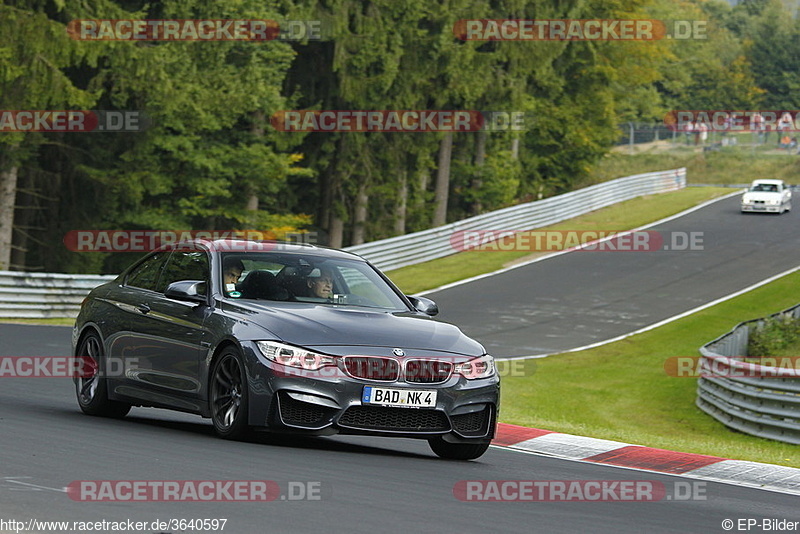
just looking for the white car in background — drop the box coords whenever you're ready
[741,179,792,214]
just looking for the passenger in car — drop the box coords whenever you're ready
[306,268,334,299]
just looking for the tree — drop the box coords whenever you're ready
[28,0,311,272]
[0,0,110,269]
[737,0,800,109]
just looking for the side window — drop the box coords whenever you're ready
[126,251,169,291]
[158,249,210,294]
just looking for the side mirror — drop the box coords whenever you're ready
[165,280,207,303]
[407,295,439,316]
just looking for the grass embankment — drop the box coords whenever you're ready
[499,270,800,468]
[388,187,730,295]
[587,141,800,186]
[1,317,74,326]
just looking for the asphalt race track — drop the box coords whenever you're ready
[0,326,797,534]
[2,194,799,533]
[433,194,800,357]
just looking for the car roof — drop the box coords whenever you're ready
[751,179,785,185]
[187,239,366,262]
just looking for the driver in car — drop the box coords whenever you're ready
[223,258,245,295]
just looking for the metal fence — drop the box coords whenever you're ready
[697,304,800,445]
[616,123,677,148]
[348,168,686,271]
[618,122,800,155]
[0,271,116,319]
[0,167,686,318]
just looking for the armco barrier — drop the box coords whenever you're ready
[697,304,800,445]
[0,271,116,319]
[347,168,685,271]
[0,168,685,318]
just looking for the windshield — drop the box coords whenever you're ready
[220,252,408,311]
[749,183,779,193]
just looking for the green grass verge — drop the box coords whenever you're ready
[0,317,74,326]
[587,144,800,186]
[499,269,800,467]
[388,187,731,295]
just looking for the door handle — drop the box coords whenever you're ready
[136,304,151,314]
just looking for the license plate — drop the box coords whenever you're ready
[362,386,436,408]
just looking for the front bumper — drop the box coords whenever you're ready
[241,342,500,442]
[741,202,782,212]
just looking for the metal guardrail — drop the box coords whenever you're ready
[0,168,685,318]
[0,271,116,319]
[347,168,686,271]
[697,304,800,445]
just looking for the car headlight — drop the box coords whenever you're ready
[768,199,780,205]
[454,354,496,380]
[256,341,335,371]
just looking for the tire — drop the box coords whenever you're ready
[210,348,250,439]
[75,332,131,418]
[428,437,491,460]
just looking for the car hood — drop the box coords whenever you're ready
[227,301,485,356]
[743,192,781,202]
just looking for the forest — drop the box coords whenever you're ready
[1,0,797,273]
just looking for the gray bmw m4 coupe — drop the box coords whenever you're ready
[73,240,499,459]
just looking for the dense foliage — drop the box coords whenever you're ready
[0,0,793,273]
[747,315,800,357]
